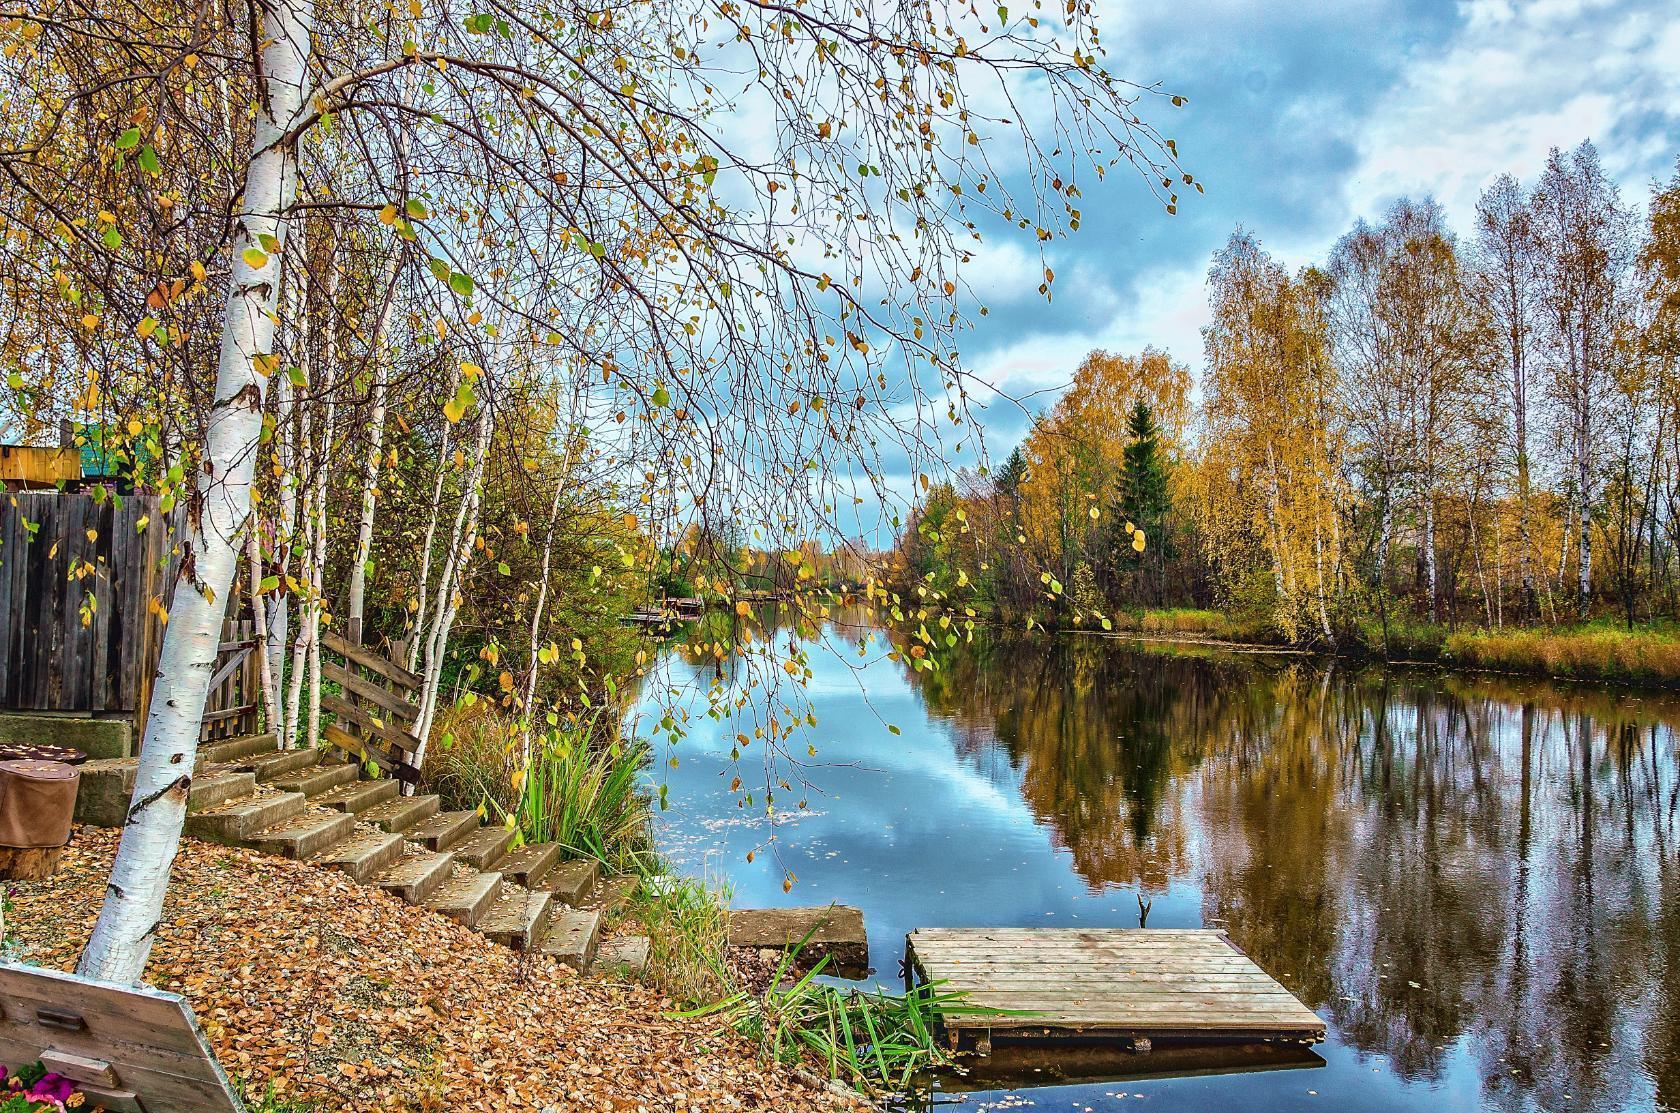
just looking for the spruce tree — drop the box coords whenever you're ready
[1115,402,1174,603]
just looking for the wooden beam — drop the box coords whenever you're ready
[321,632,422,692]
[320,661,418,723]
[322,724,421,783]
[320,694,420,757]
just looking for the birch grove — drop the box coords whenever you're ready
[890,144,1680,644]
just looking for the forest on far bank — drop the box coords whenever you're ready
[894,142,1680,657]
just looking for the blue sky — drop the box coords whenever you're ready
[955,0,1680,456]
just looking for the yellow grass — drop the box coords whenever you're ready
[1444,625,1680,684]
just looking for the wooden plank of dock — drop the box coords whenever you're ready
[905,928,1325,1048]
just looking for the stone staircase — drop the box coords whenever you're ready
[74,734,645,974]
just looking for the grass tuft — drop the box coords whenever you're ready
[681,945,980,1099]
[631,872,735,1006]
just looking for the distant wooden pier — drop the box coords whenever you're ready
[905,928,1325,1052]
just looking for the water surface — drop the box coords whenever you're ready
[629,613,1680,1111]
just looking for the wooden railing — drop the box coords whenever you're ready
[200,619,261,740]
[319,632,423,784]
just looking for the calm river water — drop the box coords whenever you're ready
[629,612,1680,1112]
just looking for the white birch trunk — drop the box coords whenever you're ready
[407,363,463,672]
[306,263,341,748]
[246,528,278,731]
[282,262,315,749]
[77,0,312,985]
[1423,487,1439,623]
[521,471,569,764]
[282,396,314,748]
[344,247,402,644]
[412,398,495,768]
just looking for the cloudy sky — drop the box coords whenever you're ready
[955,0,1680,455]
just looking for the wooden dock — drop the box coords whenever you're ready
[905,928,1325,1050]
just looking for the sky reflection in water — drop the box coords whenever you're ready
[628,614,1680,1112]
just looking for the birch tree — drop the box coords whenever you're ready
[74,0,313,983]
[1532,141,1638,617]
[1472,174,1543,620]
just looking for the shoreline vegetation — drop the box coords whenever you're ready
[416,697,958,1101]
[883,149,1680,699]
[1077,606,1680,687]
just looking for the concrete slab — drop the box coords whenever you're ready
[727,905,868,977]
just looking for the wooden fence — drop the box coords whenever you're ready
[0,491,178,716]
[0,491,260,739]
[201,619,262,740]
[320,632,423,783]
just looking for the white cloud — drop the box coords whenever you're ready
[1330,0,1677,238]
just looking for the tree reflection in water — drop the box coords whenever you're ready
[899,630,1680,1109]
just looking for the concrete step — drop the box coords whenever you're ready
[540,858,600,906]
[588,935,651,977]
[186,790,307,843]
[75,760,261,827]
[269,761,357,798]
[451,825,516,870]
[186,771,258,814]
[252,808,356,859]
[423,870,505,927]
[374,849,456,904]
[198,733,280,765]
[479,888,553,950]
[494,841,561,889]
[404,809,479,853]
[242,747,324,783]
[583,875,639,917]
[536,908,601,970]
[361,793,440,833]
[311,830,407,883]
[312,778,400,815]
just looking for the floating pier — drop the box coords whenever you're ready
[905,927,1325,1051]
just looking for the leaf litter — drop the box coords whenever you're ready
[6,827,861,1112]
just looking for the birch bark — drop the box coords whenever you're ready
[413,396,495,768]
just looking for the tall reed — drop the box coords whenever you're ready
[426,702,653,872]
[514,723,653,873]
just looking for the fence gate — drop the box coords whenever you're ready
[202,619,262,740]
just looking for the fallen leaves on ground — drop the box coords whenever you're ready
[7,828,860,1112]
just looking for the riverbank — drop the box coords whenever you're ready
[1102,618,1680,689]
[2,829,853,1112]
[1054,607,1680,687]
